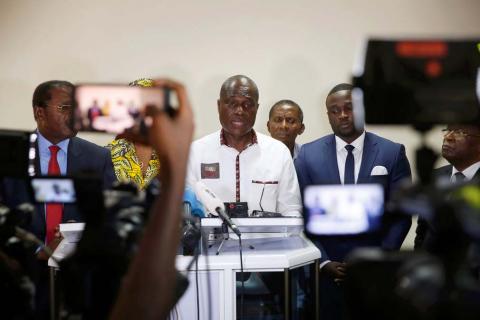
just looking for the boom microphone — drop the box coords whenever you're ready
[194,182,241,237]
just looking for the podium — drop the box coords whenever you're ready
[175,217,321,320]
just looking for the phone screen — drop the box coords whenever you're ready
[74,84,165,134]
[31,177,76,203]
[303,184,384,236]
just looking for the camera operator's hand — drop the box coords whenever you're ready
[118,78,194,170]
[322,261,347,282]
[146,79,194,170]
[110,78,194,320]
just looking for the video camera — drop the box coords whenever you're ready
[302,38,480,320]
[0,128,161,318]
[352,39,480,128]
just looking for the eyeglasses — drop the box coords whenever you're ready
[442,128,480,138]
[46,104,74,113]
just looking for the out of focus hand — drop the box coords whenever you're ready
[147,79,194,169]
[322,261,347,283]
[37,225,63,261]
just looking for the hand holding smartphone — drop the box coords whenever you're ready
[74,83,176,135]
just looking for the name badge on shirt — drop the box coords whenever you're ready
[201,163,220,179]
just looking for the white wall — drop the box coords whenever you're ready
[1,0,479,248]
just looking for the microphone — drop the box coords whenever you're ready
[194,181,241,237]
[182,188,204,255]
[183,187,205,218]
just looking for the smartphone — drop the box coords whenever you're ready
[30,177,76,203]
[74,84,171,134]
[303,184,384,236]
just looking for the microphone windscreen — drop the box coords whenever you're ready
[184,187,205,218]
[183,187,197,206]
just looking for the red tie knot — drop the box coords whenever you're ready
[49,145,60,155]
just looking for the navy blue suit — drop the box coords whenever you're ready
[295,132,412,262]
[295,132,412,320]
[2,136,115,241]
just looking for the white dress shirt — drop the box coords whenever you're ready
[335,131,366,184]
[37,130,70,175]
[293,143,302,160]
[187,130,302,217]
[451,161,480,182]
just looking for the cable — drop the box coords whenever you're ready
[259,184,266,212]
[238,235,244,320]
[195,253,200,320]
[201,234,212,320]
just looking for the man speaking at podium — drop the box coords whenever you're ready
[186,75,301,217]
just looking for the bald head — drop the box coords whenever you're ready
[219,75,259,102]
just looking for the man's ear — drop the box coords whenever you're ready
[267,120,271,133]
[298,123,305,135]
[33,106,43,122]
[217,99,221,113]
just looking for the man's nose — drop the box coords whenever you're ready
[339,110,349,119]
[444,131,455,140]
[233,104,244,114]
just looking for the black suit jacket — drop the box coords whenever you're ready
[1,136,115,241]
[414,164,480,251]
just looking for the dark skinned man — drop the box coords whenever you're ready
[295,83,412,320]
[2,80,115,318]
[267,100,305,159]
[187,75,301,217]
[415,123,480,278]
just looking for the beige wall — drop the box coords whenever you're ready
[1,0,479,248]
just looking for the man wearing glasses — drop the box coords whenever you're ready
[186,75,301,217]
[2,80,115,317]
[29,80,115,246]
[415,123,480,251]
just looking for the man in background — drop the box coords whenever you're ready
[267,99,305,159]
[2,80,115,318]
[415,123,480,278]
[295,83,412,320]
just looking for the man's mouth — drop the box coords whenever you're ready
[442,144,454,153]
[231,119,245,126]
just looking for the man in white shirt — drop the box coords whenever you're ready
[187,75,301,217]
[267,99,305,159]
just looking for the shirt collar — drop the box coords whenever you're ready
[37,130,70,155]
[293,143,302,159]
[220,128,258,148]
[451,161,480,181]
[335,131,365,153]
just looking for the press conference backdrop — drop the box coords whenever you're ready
[1,0,479,248]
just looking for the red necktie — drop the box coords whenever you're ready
[46,145,63,244]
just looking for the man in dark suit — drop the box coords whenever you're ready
[294,83,412,320]
[1,80,115,318]
[415,123,480,257]
[2,80,115,247]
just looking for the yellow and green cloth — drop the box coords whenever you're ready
[107,138,160,190]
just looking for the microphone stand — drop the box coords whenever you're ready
[215,222,229,255]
